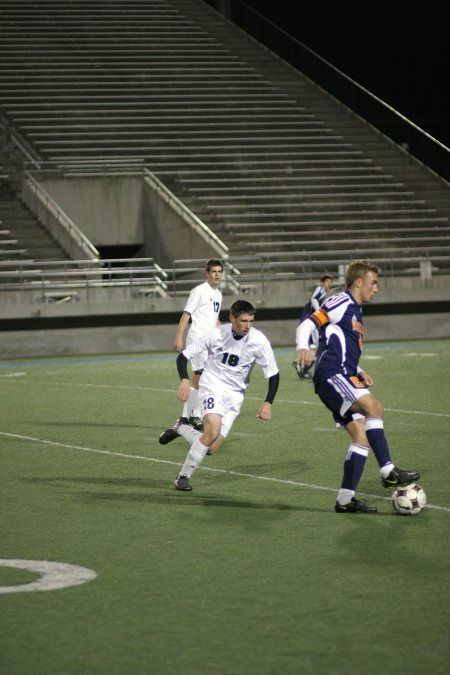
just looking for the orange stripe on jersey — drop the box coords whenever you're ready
[311,307,329,327]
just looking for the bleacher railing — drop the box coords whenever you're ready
[24,171,100,261]
[213,0,450,181]
[0,254,444,302]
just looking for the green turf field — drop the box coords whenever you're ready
[1,339,449,675]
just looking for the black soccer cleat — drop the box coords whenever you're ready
[381,467,420,488]
[188,416,204,432]
[174,474,192,491]
[158,417,188,445]
[335,497,378,513]
[292,361,312,380]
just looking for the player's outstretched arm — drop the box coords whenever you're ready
[173,311,190,352]
[257,371,279,419]
[296,317,318,368]
[256,401,273,420]
[177,379,191,401]
[176,351,191,400]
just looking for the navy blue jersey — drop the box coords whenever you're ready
[310,290,364,378]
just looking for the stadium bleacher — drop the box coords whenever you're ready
[0,0,449,283]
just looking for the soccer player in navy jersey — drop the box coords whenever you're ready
[294,274,334,379]
[297,259,420,513]
[161,299,280,492]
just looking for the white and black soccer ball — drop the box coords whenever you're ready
[392,483,426,516]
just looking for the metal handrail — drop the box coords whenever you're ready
[24,171,100,261]
[227,0,450,180]
[0,255,446,296]
[143,168,229,258]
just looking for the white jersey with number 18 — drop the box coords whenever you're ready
[183,324,278,394]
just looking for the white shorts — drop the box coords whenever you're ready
[197,383,244,439]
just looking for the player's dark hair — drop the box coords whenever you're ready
[345,259,379,288]
[230,299,255,317]
[205,258,224,272]
[320,274,334,283]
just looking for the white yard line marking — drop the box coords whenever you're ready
[0,431,448,513]
[404,353,436,357]
[3,377,449,418]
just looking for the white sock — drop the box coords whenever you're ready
[179,439,209,478]
[191,396,203,419]
[380,462,395,479]
[181,387,197,419]
[337,488,355,505]
[178,423,201,445]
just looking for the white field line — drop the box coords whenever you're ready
[0,430,448,513]
[3,377,450,418]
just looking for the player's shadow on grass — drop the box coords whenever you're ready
[87,490,394,515]
[85,490,328,513]
[22,476,390,514]
[23,476,322,512]
[86,490,394,516]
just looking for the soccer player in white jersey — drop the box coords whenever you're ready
[160,258,223,439]
[162,299,280,491]
[297,259,420,513]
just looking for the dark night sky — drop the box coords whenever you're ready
[234,0,450,146]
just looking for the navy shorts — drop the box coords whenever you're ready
[314,372,369,427]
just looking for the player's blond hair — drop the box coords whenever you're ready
[345,259,379,288]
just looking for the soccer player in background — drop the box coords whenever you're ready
[163,299,280,491]
[297,259,420,513]
[159,258,223,439]
[294,274,334,379]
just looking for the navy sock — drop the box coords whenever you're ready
[365,418,392,469]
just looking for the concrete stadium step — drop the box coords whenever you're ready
[226,224,450,238]
[23,131,357,147]
[217,221,446,236]
[0,248,28,258]
[239,248,450,264]
[192,193,419,211]
[223,214,447,228]
[179,174,397,188]
[237,235,450,249]
[0,0,448,275]
[0,180,69,262]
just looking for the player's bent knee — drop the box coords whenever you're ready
[200,432,217,447]
[371,398,384,418]
[355,394,384,419]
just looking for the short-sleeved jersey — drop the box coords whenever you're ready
[311,290,364,378]
[183,281,222,342]
[183,324,279,394]
[299,285,328,322]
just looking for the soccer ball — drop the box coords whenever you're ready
[392,484,426,516]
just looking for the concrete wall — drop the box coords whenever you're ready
[140,177,226,266]
[1,275,449,358]
[1,311,449,360]
[39,176,144,247]
[35,173,228,266]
